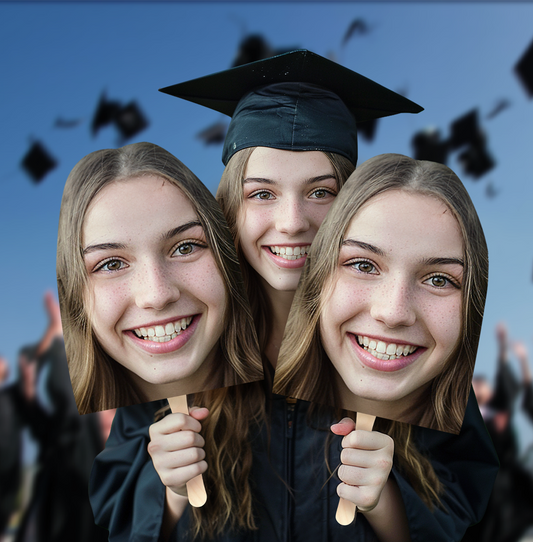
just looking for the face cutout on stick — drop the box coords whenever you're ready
[57,143,264,414]
[273,154,488,434]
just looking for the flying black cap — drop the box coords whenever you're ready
[160,49,423,165]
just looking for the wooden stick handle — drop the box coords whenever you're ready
[335,412,377,525]
[167,395,207,508]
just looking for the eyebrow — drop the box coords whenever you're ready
[421,257,464,267]
[341,239,386,257]
[243,174,336,186]
[341,239,464,267]
[83,220,203,255]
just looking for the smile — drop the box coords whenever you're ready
[268,245,310,261]
[133,317,193,343]
[356,335,419,361]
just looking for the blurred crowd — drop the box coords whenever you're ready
[1,294,533,542]
[466,323,533,542]
[0,292,113,542]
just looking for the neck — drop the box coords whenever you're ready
[261,278,296,369]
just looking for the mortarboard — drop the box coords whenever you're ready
[449,109,495,179]
[515,38,533,98]
[160,49,423,165]
[114,101,149,143]
[21,141,57,183]
[91,91,121,137]
[411,127,449,165]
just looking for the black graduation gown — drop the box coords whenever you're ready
[0,383,22,535]
[14,338,109,542]
[90,388,498,542]
[462,362,533,542]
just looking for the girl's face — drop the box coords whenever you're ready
[237,147,338,293]
[82,175,227,398]
[319,190,464,413]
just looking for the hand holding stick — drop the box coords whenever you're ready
[333,412,377,525]
[167,395,208,507]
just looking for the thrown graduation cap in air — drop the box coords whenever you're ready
[411,127,449,165]
[114,101,149,143]
[197,120,228,145]
[160,49,423,166]
[21,141,57,183]
[515,37,533,98]
[449,109,495,179]
[91,91,121,137]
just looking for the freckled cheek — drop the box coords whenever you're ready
[89,284,130,331]
[308,205,333,229]
[324,282,369,328]
[181,263,228,314]
[423,298,462,351]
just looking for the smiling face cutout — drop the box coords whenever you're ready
[319,190,464,421]
[82,175,227,401]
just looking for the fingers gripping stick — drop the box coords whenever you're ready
[335,412,376,526]
[167,395,208,507]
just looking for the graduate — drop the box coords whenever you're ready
[90,50,498,541]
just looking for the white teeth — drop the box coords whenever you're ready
[269,246,309,260]
[133,317,194,341]
[356,335,418,361]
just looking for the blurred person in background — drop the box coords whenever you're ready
[6,291,111,542]
[466,323,533,542]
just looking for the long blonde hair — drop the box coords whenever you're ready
[57,142,263,414]
[274,153,489,434]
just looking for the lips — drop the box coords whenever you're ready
[348,333,426,372]
[132,316,193,343]
[356,335,418,360]
[263,244,310,269]
[125,315,200,355]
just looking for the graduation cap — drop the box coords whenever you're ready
[515,38,533,98]
[449,109,483,150]
[160,49,423,166]
[449,109,495,179]
[357,118,379,143]
[21,141,57,183]
[91,91,121,137]
[411,127,449,165]
[232,34,273,67]
[196,120,228,145]
[457,143,495,180]
[114,101,149,143]
[341,18,370,47]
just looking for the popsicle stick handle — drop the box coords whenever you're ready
[167,395,207,508]
[335,412,377,526]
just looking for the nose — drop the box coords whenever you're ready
[274,196,310,236]
[133,262,180,311]
[369,276,416,328]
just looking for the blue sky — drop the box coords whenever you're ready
[1,2,533,448]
